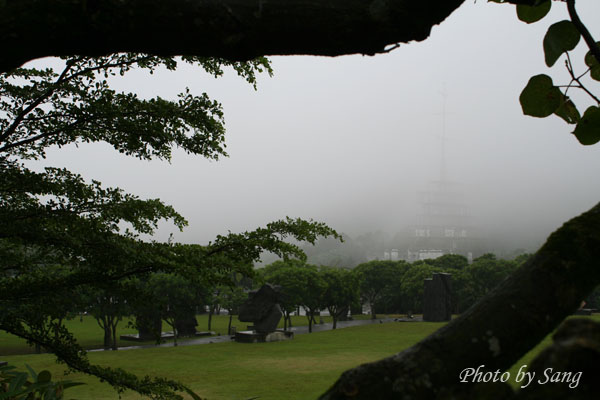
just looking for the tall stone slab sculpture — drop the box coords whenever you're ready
[235,283,293,343]
[135,313,163,340]
[175,311,198,337]
[238,283,283,333]
[423,272,452,322]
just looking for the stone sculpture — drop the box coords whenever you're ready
[423,272,452,322]
[235,283,293,343]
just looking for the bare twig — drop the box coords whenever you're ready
[564,53,600,104]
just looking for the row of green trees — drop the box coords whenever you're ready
[24,252,534,353]
[25,272,251,351]
[259,260,360,332]
[358,253,529,316]
[257,254,530,327]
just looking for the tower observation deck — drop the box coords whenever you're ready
[407,179,476,262]
[405,88,479,262]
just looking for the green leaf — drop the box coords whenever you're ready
[554,97,580,124]
[25,364,37,381]
[517,0,551,24]
[573,106,600,145]
[519,74,562,117]
[543,20,581,67]
[60,381,86,389]
[7,372,27,392]
[584,42,600,81]
[37,370,51,383]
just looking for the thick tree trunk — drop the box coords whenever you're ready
[282,312,292,330]
[208,307,214,331]
[329,307,338,329]
[168,319,178,347]
[0,0,466,73]
[103,326,111,349]
[320,203,600,399]
[228,313,233,335]
[98,317,111,350]
[106,316,114,350]
[111,319,119,350]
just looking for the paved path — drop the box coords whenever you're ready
[91,317,408,352]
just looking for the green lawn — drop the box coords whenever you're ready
[1,321,442,400]
[1,316,594,399]
[0,313,377,355]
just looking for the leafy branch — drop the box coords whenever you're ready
[493,0,600,144]
[1,363,85,400]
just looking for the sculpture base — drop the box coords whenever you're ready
[234,329,294,343]
[120,331,214,342]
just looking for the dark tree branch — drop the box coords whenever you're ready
[0,61,74,144]
[0,119,87,153]
[0,105,169,154]
[567,0,600,65]
[320,202,600,399]
[0,0,466,73]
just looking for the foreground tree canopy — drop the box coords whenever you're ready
[0,54,340,399]
[1,0,599,399]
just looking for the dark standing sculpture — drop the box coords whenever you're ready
[423,272,452,322]
[235,284,293,343]
[175,312,198,337]
[136,313,163,340]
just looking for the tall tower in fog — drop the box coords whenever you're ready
[407,180,475,261]
[406,89,478,262]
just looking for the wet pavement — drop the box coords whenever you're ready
[90,317,404,352]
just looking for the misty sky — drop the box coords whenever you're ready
[28,1,600,253]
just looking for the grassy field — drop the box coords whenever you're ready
[1,316,595,399]
[1,321,442,400]
[0,314,370,355]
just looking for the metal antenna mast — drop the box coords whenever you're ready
[438,84,448,183]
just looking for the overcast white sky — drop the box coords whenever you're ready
[32,0,600,252]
